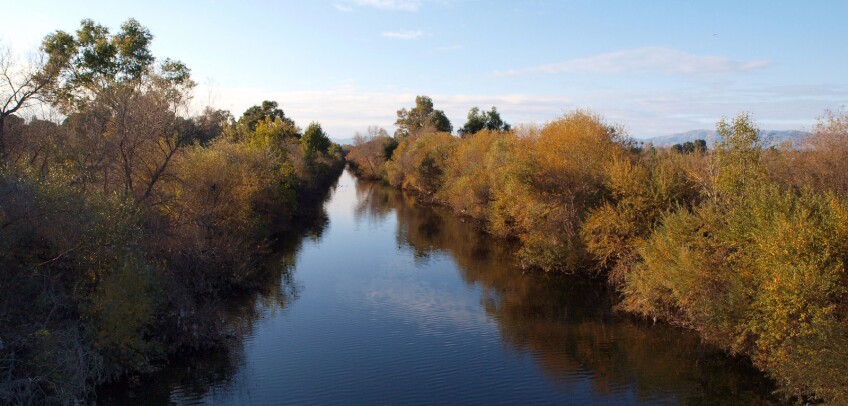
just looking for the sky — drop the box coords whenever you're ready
[2,0,847,140]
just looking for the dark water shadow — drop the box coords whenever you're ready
[95,179,339,405]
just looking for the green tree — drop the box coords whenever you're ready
[671,139,706,155]
[252,116,300,150]
[694,139,707,153]
[41,18,188,112]
[238,100,296,132]
[40,19,195,204]
[459,106,510,137]
[394,95,452,137]
[301,122,331,159]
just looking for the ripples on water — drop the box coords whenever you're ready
[99,170,775,405]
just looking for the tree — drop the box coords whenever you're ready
[394,95,452,137]
[713,113,764,200]
[238,100,296,133]
[797,109,848,193]
[671,139,707,154]
[0,42,58,163]
[458,106,511,137]
[41,18,179,113]
[191,107,233,145]
[367,125,389,139]
[349,126,396,179]
[40,19,195,205]
[251,116,300,150]
[301,122,331,159]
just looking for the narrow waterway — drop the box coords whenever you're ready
[103,170,775,405]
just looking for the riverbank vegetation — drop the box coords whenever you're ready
[0,20,343,404]
[347,96,848,403]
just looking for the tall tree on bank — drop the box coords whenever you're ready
[41,18,195,204]
[458,106,511,137]
[301,122,331,160]
[394,95,452,137]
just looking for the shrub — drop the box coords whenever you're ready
[496,111,628,271]
[582,151,700,283]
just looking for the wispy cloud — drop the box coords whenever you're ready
[333,3,354,12]
[492,47,771,77]
[381,30,425,40]
[434,44,463,51]
[198,82,842,140]
[336,0,422,12]
[199,85,575,138]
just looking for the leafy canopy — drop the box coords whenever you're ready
[239,100,296,132]
[394,95,452,137]
[458,106,511,137]
[41,18,192,112]
[301,122,331,158]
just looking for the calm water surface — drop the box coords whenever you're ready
[103,170,774,405]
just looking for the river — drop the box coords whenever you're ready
[100,170,775,405]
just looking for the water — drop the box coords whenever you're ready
[101,170,775,405]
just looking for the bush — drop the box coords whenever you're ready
[439,130,509,220]
[351,108,848,401]
[347,134,397,180]
[620,114,848,402]
[0,169,156,402]
[384,131,458,196]
[582,151,700,283]
[493,112,629,271]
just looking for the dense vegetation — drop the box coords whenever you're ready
[0,20,343,403]
[347,97,848,403]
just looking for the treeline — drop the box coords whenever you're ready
[347,96,848,403]
[0,20,343,403]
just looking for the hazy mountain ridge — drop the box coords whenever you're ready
[639,129,810,147]
[332,137,357,145]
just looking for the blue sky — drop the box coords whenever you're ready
[3,0,847,139]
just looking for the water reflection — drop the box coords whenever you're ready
[354,177,776,405]
[103,172,777,405]
[97,181,336,405]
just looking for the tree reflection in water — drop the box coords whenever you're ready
[96,182,336,405]
[354,178,776,405]
[102,175,775,405]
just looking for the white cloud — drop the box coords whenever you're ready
[493,47,771,77]
[197,85,577,139]
[195,82,842,141]
[381,30,425,40]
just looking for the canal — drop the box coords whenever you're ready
[102,170,774,405]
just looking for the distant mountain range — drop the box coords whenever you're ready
[638,129,810,148]
[332,137,356,146]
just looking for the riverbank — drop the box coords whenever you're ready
[346,110,848,403]
[95,176,339,403]
[0,150,344,404]
[93,170,777,404]
[0,19,351,403]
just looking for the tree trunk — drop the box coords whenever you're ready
[0,114,7,164]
